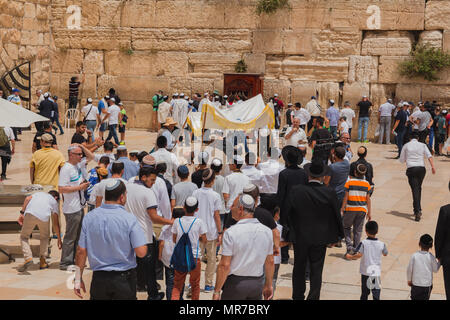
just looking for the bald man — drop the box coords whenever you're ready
[349,146,374,189]
[339,133,353,162]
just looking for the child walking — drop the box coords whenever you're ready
[406,234,440,300]
[341,163,372,257]
[346,221,388,300]
[171,196,207,300]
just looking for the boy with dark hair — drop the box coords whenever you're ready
[171,197,207,300]
[346,221,388,300]
[341,163,372,256]
[407,234,440,300]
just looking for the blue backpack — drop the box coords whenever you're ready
[170,218,199,272]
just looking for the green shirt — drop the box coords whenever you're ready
[120,109,126,126]
[152,94,163,107]
[435,115,446,135]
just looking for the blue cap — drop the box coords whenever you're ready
[12,88,20,93]
[177,165,189,176]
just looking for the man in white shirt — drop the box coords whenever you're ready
[223,156,251,214]
[292,103,311,130]
[305,96,321,132]
[105,98,121,146]
[257,148,283,197]
[58,145,89,270]
[285,118,307,147]
[94,161,128,206]
[241,152,262,186]
[81,98,98,143]
[340,101,356,138]
[378,98,396,145]
[213,194,274,300]
[198,93,210,113]
[125,165,173,300]
[399,132,436,221]
[17,191,62,272]
[157,96,172,130]
[192,169,222,292]
[152,135,179,185]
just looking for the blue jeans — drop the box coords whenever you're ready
[358,117,370,141]
[396,128,406,156]
[106,124,119,145]
[52,115,64,134]
[85,120,96,143]
[330,126,337,140]
[428,127,434,150]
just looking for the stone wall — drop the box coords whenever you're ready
[2,0,450,137]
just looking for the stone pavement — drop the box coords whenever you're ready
[0,129,449,300]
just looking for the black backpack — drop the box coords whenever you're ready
[170,218,199,272]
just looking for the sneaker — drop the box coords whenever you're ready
[147,292,165,300]
[18,258,33,272]
[363,140,369,143]
[40,257,49,269]
[59,265,68,271]
[204,285,214,292]
[357,140,362,143]
[186,285,192,298]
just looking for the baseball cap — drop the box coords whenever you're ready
[41,133,53,142]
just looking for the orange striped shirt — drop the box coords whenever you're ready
[344,178,371,214]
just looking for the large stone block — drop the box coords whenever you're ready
[83,51,104,75]
[79,73,97,99]
[265,56,282,76]
[258,9,291,29]
[190,78,215,96]
[121,0,156,28]
[2,29,21,44]
[98,0,122,27]
[51,49,83,73]
[395,84,422,102]
[223,1,258,29]
[189,53,240,75]
[313,29,361,57]
[370,83,396,108]
[361,31,414,56]
[282,30,313,55]
[263,79,291,103]
[169,77,192,96]
[133,103,154,129]
[0,14,13,28]
[24,3,36,18]
[64,0,101,27]
[418,30,443,49]
[132,28,252,53]
[348,55,378,83]
[343,82,370,107]
[425,0,450,30]
[291,81,317,105]
[281,57,349,82]
[53,28,131,50]
[4,44,18,61]
[243,53,266,74]
[105,51,155,76]
[444,30,450,52]
[36,4,48,20]
[21,31,39,46]
[317,82,339,111]
[155,52,189,77]
[253,30,282,54]
[97,75,169,101]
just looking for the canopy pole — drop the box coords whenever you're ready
[201,104,207,150]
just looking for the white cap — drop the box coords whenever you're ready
[212,158,222,167]
[239,194,255,210]
[180,93,185,97]
[43,92,49,98]
[185,96,189,100]
[223,95,228,98]
[129,150,139,154]
[274,93,278,97]
[110,97,116,102]
[198,151,209,163]
[87,98,93,103]
[185,196,198,207]
[233,155,244,164]
[329,99,335,104]
[243,184,257,193]
[174,93,179,96]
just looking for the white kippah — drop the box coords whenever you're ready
[185,196,198,207]
[117,145,127,151]
[105,179,121,191]
[212,158,222,166]
[240,194,255,209]
[87,98,93,103]
[233,155,243,163]
[243,184,256,193]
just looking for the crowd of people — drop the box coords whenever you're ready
[1,83,449,301]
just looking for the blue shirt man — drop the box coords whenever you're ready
[326,104,340,127]
[74,179,147,300]
[107,146,139,180]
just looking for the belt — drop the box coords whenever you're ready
[93,269,135,276]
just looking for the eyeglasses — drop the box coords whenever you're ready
[71,152,83,156]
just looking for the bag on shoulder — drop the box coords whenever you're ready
[170,218,199,273]
[0,128,9,147]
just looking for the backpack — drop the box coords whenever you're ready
[170,218,199,272]
[0,128,9,147]
[84,168,99,200]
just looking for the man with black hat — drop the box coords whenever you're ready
[277,146,308,263]
[285,160,344,300]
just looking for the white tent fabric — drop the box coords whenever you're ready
[0,98,49,127]
[186,112,203,136]
[195,94,275,131]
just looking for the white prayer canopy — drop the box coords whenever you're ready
[0,98,49,127]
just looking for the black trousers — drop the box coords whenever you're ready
[136,242,159,299]
[69,96,78,109]
[90,269,137,300]
[292,243,327,300]
[418,129,428,144]
[0,144,11,177]
[406,167,426,214]
[361,274,381,300]
[221,275,264,300]
[443,264,450,300]
[411,285,432,300]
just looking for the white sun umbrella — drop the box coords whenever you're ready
[0,98,49,127]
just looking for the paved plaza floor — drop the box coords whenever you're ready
[0,128,449,300]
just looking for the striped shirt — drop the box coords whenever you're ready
[344,178,371,214]
[69,81,80,97]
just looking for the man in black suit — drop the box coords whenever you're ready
[435,181,450,300]
[277,146,308,263]
[286,160,344,300]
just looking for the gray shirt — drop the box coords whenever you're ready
[171,181,198,207]
[417,111,431,131]
[329,160,350,197]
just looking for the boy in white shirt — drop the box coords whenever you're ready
[171,197,207,300]
[159,207,185,300]
[346,221,388,300]
[192,168,223,292]
[339,116,349,135]
[406,234,440,300]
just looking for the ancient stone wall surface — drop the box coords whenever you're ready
[2,0,450,138]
